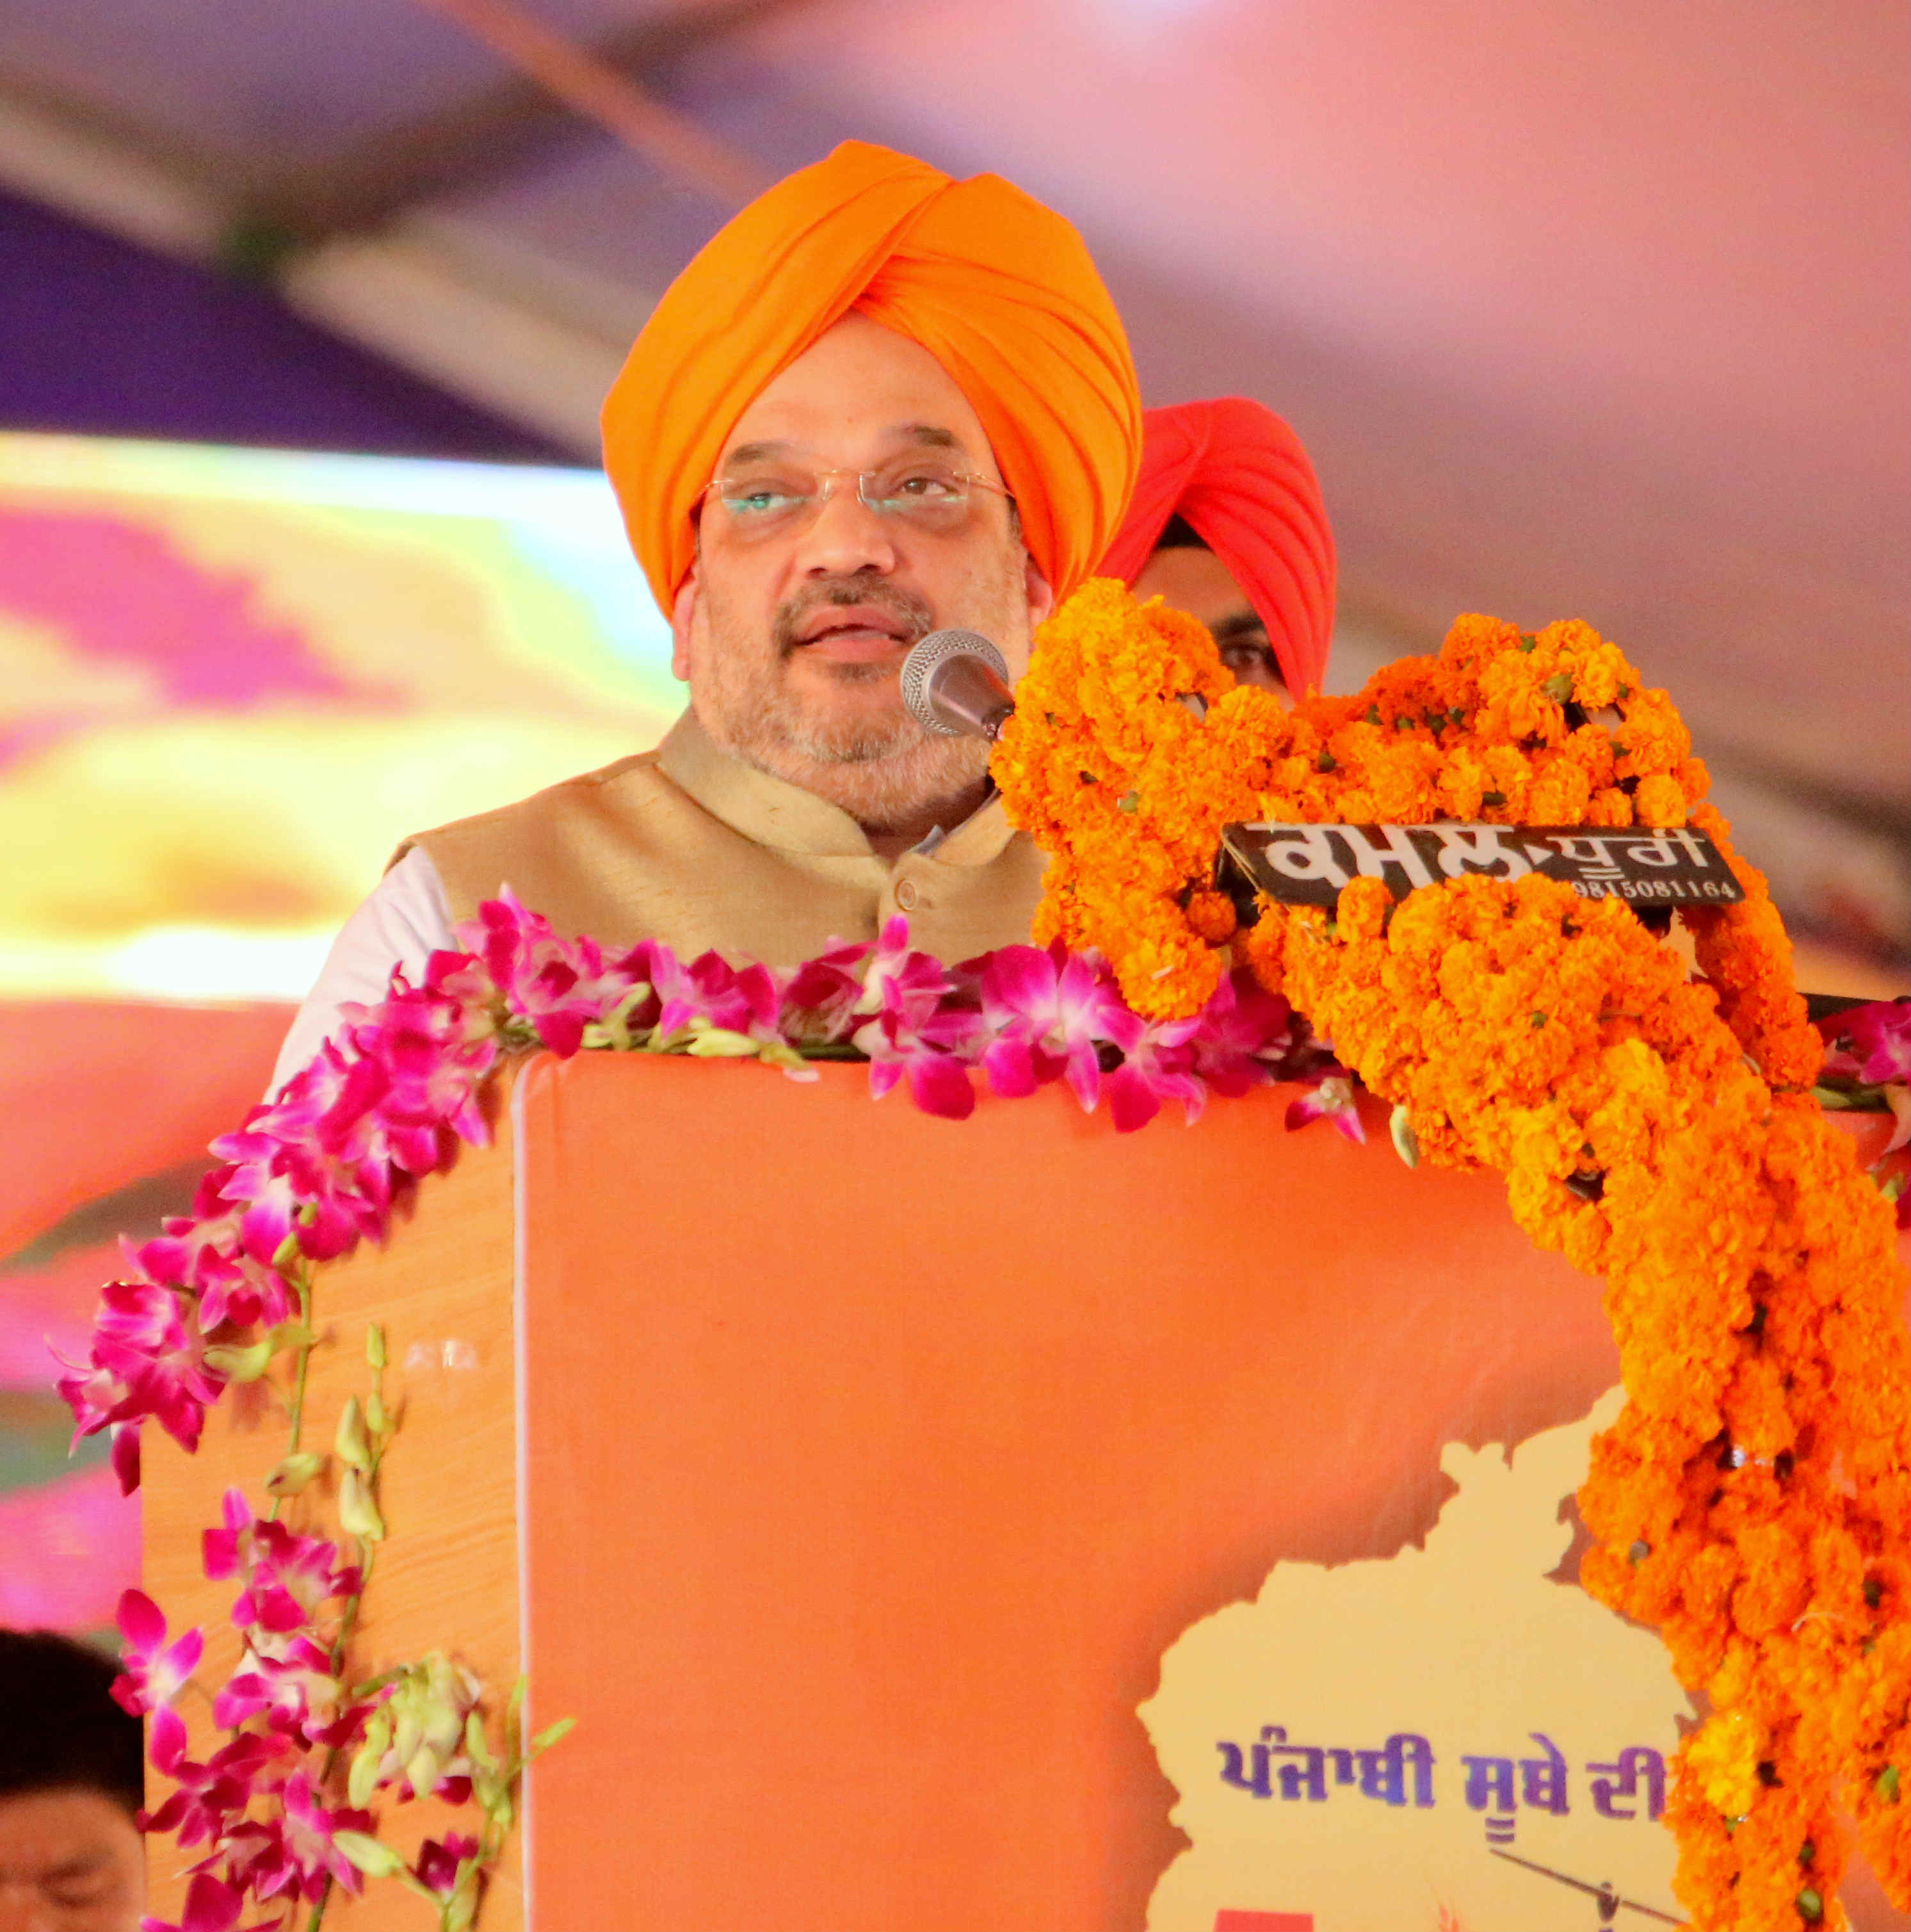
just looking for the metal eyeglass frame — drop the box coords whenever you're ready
[695,464,1014,538]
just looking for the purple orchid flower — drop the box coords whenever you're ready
[1187,972,1297,1098]
[90,1278,191,1358]
[57,1283,227,1468]
[853,918,983,1119]
[54,1354,148,1495]
[421,946,511,1058]
[339,978,499,1163]
[113,1588,203,1722]
[1104,1015,1206,1133]
[1818,997,1910,1082]
[211,1632,344,1745]
[213,1145,362,1271]
[220,1773,371,1906]
[977,942,1145,1111]
[127,1169,294,1334]
[109,1420,141,1496]
[1818,997,1911,1157]
[203,1488,360,1635]
[778,941,871,1046]
[303,1054,406,1200]
[213,1049,383,1266]
[137,1869,274,1932]
[414,1833,483,1898]
[1286,1068,1367,1144]
[464,889,638,1057]
[857,1006,981,1118]
[641,944,782,1042]
[859,917,959,1026]
[231,1028,474,1264]
[141,1730,290,1849]
[1841,999,1911,1087]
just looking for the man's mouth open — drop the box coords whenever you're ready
[791,606,919,664]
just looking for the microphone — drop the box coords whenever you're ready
[899,630,1015,740]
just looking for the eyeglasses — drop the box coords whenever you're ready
[697,457,1013,542]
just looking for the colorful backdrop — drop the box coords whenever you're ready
[0,428,675,1630]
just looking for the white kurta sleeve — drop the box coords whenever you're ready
[268,846,456,1095]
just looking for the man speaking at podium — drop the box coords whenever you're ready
[273,140,1141,1088]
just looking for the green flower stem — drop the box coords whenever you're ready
[329,1548,376,1675]
[329,1339,390,1667]
[1812,1081,1891,1111]
[270,1270,316,1526]
[306,1332,397,1932]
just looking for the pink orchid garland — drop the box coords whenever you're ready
[1817,995,1911,1225]
[59,892,1346,1931]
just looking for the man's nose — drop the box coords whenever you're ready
[791,483,898,576]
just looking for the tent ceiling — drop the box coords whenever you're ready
[1,0,1905,814]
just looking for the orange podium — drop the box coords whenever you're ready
[146,1051,1844,1930]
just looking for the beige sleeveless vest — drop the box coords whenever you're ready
[403,711,1046,966]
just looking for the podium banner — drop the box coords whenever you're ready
[514,1058,1678,1931]
[142,1055,1910,1931]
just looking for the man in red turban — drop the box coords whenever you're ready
[1101,397,1335,698]
[273,141,1142,1087]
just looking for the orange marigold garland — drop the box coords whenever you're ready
[993,579,1911,1932]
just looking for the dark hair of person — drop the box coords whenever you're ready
[1153,513,1209,551]
[0,1629,143,1814]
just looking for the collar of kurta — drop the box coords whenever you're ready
[656,709,1018,867]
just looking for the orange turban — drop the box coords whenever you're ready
[1100,398,1336,697]
[602,141,1141,616]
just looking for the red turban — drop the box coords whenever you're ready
[602,141,1142,615]
[1100,398,1336,696]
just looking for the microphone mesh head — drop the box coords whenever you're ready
[899,630,1010,734]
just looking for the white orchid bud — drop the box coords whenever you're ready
[392,1705,423,1769]
[332,1830,404,1879]
[338,1467,386,1541]
[685,1026,762,1058]
[348,1739,383,1808]
[405,1744,442,1797]
[203,1336,275,1382]
[335,1397,373,1472]
[264,1451,326,1495]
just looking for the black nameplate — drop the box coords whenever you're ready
[1219,823,1745,911]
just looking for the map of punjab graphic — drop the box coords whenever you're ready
[1143,1390,1692,1932]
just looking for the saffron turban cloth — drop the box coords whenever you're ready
[1100,397,1337,697]
[601,140,1142,615]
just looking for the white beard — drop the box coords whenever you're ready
[689,570,1012,833]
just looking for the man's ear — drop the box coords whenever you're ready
[1023,551,1055,629]
[669,569,700,682]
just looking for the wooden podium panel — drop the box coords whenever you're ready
[515,1058,1622,1932]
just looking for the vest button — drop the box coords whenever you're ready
[894,877,920,912]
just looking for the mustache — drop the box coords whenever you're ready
[772,578,934,657]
